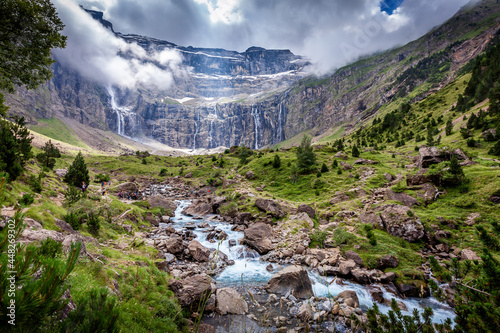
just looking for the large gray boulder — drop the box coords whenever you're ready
[188,240,210,262]
[168,274,216,310]
[165,236,185,254]
[216,287,248,315]
[297,204,315,219]
[243,223,274,254]
[378,204,424,242]
[360,204,424,242]
[148,196,177,217]
[255,199,285,218]
[265,265,314,299]
[417,147,467,168]
[182,200,213,217]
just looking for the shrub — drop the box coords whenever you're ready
[141,158,147,165]
[28,174,42,193]
[19,193,34,206]
[94,173,110,183]
[87,213,100,236]
[64,186,82,205]
[159,168,168,176]
[331,160,338,168]
[38,237,62,257]
[296,135,316,174]
[64,211,83,230]
[352,144,360,157]
[309,230,328,248]
[321,162,329,173]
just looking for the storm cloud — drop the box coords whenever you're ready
[57,0,475,75]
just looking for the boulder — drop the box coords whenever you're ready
[216,287,248,315]
[351,268,370,284]
[334,151,348,160]
[19,228,64,244]
[344,250,363,266]
[168,274,216,309]
[336,290,359,308]
[377,255,399,269]
[148,196,177,216]
[255,199,285,218]
[338,260,357,276]
[182,200,213,217]
[243,223,274,254]
[368,286,384,303]
[54,169,68,178]
[287,212,314,229]
[245,170,255,180]
[396,281,429,298]
[297,204,316,219]
[55,219,75,233]
[482,128,496,140]
[234,212,253,224]
[490,193,500,205]
[265,265,314,299]
[184,171,193,178]
[461,249,481,261]
[297,302,313,322]
[417,147,467,168]
[340,161,353,170]
[188,240,210,262]
[354,158,379,165]
[378,204,424,242]
[384,189,419,207]
[165,237,184,254]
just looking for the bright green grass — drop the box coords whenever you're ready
[29,117,89,148]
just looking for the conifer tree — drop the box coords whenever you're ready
[272,154,281,168]
[64,152,90,187]
[352,144,360,157]
[445,119,453,136]
[296,135,316,174]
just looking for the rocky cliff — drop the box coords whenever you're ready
[5,1,500,150]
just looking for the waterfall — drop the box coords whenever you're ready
[107,86,130,137]
[275,101,284,144]
[251,104,261,150]
[192,109,200,150]
[208,104,218,149]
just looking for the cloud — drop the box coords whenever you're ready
[52,0,185,90]
[63,0,472,75]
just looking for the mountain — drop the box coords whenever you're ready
[4,0,500,152]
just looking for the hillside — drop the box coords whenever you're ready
[1,0,500,332]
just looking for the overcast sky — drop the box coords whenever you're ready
[52,0,475,87]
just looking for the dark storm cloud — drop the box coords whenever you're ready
[60,0,475,75]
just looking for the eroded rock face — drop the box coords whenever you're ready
[255,199,285,218]
[265,265,313,299]
[188,240,210,262]
[168,274,216,310]
[243,223,274,254]
[216,287,248,315]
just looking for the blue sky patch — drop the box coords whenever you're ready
[380,0,405,15]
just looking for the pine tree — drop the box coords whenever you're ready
[36,140,61,169]
[64,152,90,188]
[238,145,252,165]
[321,162,329,173]
[0,116,32,180]
[296,135,316,174]
[351,144,360,157]
[272,154,281,168]
[445,120,453,136]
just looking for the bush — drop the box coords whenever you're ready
[321,162,329,173]
[38,237,62,257]
[28,174,42,193]
[309,230,328,248]
[64,211,84,230]
[352,144,360,157]
[94,173,110,183]
[159,168,168,176]
[141,158,147,165]
[87,213,100,236]
[64,186,82,205]
[19,193,34,206]
[331,160,338,168]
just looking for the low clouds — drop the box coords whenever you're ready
[60,0,474,76]
[52,0,185,90]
